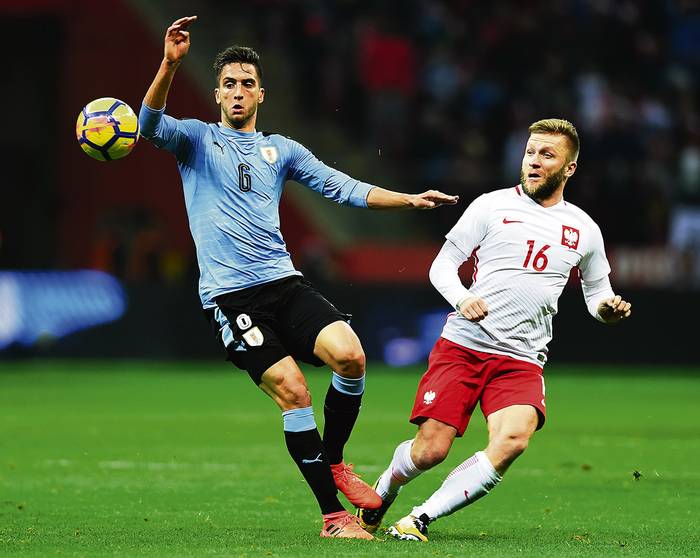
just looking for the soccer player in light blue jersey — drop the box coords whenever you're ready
[139,16,458,539]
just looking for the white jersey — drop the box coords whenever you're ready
[440,185,611,366]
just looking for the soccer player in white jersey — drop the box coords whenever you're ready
[357,118,632,541]
[138,16,457,540]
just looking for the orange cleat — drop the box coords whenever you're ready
[320,511,374,539]
[330,462,382,510]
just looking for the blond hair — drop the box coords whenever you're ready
[529,118,580,162]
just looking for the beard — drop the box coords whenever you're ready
[520,164,567,202]
[226,106,257,129]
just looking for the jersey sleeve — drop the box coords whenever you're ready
[285,139,374,207]
[444,194,490,256]
[138,103,205,165]
[429,240,473,309]
[578,221,611,282]
[581,274,615,321]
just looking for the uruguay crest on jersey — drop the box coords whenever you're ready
[260,146,278,164]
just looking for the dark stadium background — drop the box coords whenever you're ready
[1,0,699,364]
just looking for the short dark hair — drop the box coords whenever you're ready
[213,46,263,84]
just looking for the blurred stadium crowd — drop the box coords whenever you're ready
[275,0,700,250]
[55,0,700,289]
[12,0,698,282]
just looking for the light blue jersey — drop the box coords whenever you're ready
[139,104,375,309]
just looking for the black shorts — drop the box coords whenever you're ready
[204,275,350,384]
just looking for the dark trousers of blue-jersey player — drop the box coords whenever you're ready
[206,276,381,522]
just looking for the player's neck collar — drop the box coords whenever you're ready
[217,123,259,137]
[517,185,566,209]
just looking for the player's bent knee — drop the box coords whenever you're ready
[508,436,530,457]
[331,347,366,377]
[412,444,450,470]
[494,433,530,459]
[315,322,367,377]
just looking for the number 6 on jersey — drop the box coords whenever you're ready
[238,163,252,192]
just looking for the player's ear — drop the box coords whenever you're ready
[565,160,577,177]
[258,87,265,105]
[214,88,221,105]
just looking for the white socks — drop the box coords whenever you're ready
[412,451,502,521]
[376,443,503,523]
[376,439,424,497]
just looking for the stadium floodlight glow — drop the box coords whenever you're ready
[0,271,127,350]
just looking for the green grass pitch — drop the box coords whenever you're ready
[1,360,698,557]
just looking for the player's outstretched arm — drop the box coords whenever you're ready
[596,295,632,324]
[143,15,197,110]
[366,187,458,209]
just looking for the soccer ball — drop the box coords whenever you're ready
[76,97,139,161]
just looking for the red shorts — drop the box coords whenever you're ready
[410,337,546,436]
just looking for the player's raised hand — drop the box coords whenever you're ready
[164,16,197,64]
[410,190,459,209]
[457,296,489,322]
[597,295,632,324]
